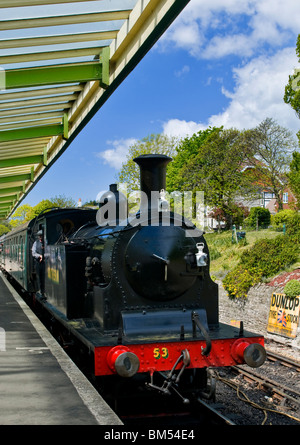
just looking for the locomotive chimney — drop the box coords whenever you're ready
[133,154,172,210]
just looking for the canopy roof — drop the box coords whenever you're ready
[0,0,189,220]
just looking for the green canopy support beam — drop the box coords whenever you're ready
[0,171,34,184]
[0,186,24,195]
[0,10,131,31]
[0,124,64,143]
[5,58,108,90]
[0,0,189,219]
[0,0,102,7]
[100,46,110,88]
[0,46,111,65]
[0,195,18,203]
[0,154,46,168]
[63,114,69,140]
[1,30,117,50]
[43,147,48,166]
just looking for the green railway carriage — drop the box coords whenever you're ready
[0,220,33,291]
[0,208,97,296]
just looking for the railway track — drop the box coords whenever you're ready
[195,397,236,425]
[231,349,300,407]
[121,397,236,427]
[212,348,300,425]
[230,366,300,409]
[266,349,300,371]
[122,348,300,427]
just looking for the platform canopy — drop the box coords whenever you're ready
[0,0,189,220]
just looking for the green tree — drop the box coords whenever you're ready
[116,133,179,193]
[244,118,297,210]
[284,34,300,143]
[245,206,271,229]
[176,128,254,226]
[166,127,219,191]
[26,200,56,220]
[287,151,300,209]
[0,224,10,236]
[50,194,76,208]
[9,195,76,227]
[83,199,98,207]
[9,204,33,227]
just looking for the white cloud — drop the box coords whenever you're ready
[161,0,300,59]
[163,48,299,137]
[96,138,137,170]
[174,65,190,77]
[100,2,300,151]
[159,0,300,138]
[208,48,299,132]
[202,33,254,59]
[162,119,206,138]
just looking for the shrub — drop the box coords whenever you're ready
[244,207,271,229]
[286,212,300,242]
[223,235,299,301]
[240,235,298,277]
[223,266,263,301]
[283,279,300,298]
[271,209,297,231]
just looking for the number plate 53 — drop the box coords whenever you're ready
[153,347,169,359]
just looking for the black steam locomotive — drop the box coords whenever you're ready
[0,154,266,405]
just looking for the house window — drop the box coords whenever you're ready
[283,192,288,204]
[264,192,275,199]
[262,192,275,208]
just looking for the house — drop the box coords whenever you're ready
[203,163,298,230]
[240,164,297,214]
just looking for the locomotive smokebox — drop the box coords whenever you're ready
[133,154,172,209]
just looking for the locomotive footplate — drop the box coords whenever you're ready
[93,327,266,377]
[33,297,266,378]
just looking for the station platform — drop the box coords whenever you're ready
[0,271,123,425]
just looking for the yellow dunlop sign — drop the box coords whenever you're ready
[267,293,300,338]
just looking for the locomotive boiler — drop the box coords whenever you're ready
[0,154,266,405]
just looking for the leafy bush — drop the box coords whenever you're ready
[271,209,297,231]
[286,212,300,242]
[283,279,300,298]
[208,203,249,228]
[240,235,298,277]
[223,266,262,300]
[223,235,299,301]
[244,207,271,229]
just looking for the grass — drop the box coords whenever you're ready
[204,228,297,281]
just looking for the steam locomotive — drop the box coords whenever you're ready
[0,154,266,406]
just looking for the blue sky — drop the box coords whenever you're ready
[11,0,300,207]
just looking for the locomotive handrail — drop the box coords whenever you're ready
[191,311,212,356]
